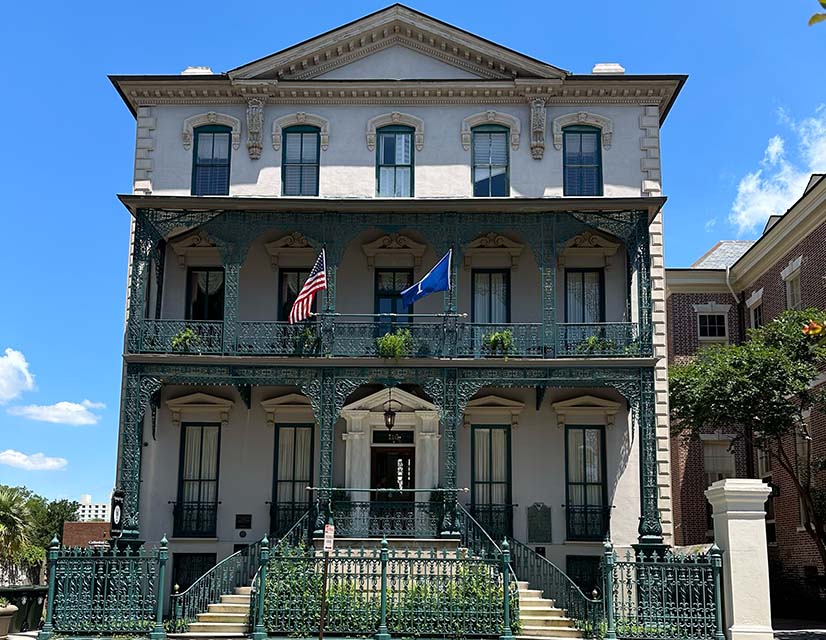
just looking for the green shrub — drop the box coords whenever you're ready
[482,329,513,356]
[575,334,616,355]
[171,327,200,352]
[376,328,414,359]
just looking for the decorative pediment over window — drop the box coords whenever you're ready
[170,231,220,268]
[260,393,314,427]
[272,113,330,151]
[463,395,525,429]
[551,395,622,429]
[166,392,235,428]
[463,233,524,270]
[461,111,521,151]
[692,303,731,314]
[264,233,317,269]
[552,112,613,150]
[366,112,424,152]
[181,112,242,151]
[558,231,620,269]
[362,233,427,268]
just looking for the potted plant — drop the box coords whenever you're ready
[0,598,18,640]
[171,326,201,353]
[375,328,414,360]
[575,334,617,355]
[293,325,321,355]
[481,329,513,357]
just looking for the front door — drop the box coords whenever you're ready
[370,447,415,536]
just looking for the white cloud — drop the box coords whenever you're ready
[0,449,67,471]
[0,348,35,404]
[7,399,105,425]
[704,218,717,232]
[729,105,826,235]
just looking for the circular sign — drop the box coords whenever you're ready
[113,505,122,525]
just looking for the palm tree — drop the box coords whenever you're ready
[0,487,32,561]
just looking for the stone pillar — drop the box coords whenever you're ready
[705,479,773,640]
[415,410,441,500]
[341,410,370,502]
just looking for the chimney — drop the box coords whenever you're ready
[591,62,625,75]
[181,66,214,75]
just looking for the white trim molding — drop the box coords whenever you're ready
[551,395,622,429]
[362,233,427,269]
[780,255,803,281]
[558,231,620,269]
[692,303,732,314]
[463,395,525,429]
[693,303,731,343]
[272,112,330,151]
[170,231,220,268]
[181,112,242,151]
[264,232,317,269]
[166,392,235,428]
[552,111,613,150]
[460,110,521,151]
[260,393,314,426]
[463,232,524,270]
[745,288,764,309]
[366,112,424,151]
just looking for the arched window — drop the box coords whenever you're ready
[282,125,320,196]
[472,124,509,197]
[376,125,414,197]
[192,125,231,196]
[563,125,603,196]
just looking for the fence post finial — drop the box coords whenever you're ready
[251,535,270,640]
[602,539,617,640]
[37,535,60,640]
[499,538,514,640]
[375,537,391,640]
[150,535,169,640]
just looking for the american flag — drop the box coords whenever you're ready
[289,250,327,324]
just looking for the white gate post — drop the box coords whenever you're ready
[705,479,774,640]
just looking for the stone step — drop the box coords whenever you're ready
[519,615,577,628]
[196,612,249,624]
[219,594,251,604]
[312,537,461,551]
[516,580,531,589]
[520,605,565,616]
[515,636,584,640]
[235,586,252,595]
[208,603,251,614]
[186,622,248,634]
[168,634,246,639]
[519,625,583,638]
[518,588,545,598]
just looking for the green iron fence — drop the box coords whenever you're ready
[330,500,444,538]
[38,536,168,640]
[556,322,643,357]
[607,544,724,640]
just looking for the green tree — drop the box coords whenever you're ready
[670,308,826,568]
[811,0,826,25]
[0,486,33,561]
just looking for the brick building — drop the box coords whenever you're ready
[667,173,826,615]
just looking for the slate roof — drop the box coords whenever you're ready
[690,240,757,269]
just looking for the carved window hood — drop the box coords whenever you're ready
[558,231,620,269]
[265,233,317,269]
[551,395,622,429]
[463,394,525,429]
[170,231,220,268]
[260,393,314,426]
[362,233,427,268]
[166,392,235,428]
[463,232,524,270]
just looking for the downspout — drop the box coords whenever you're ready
[725,265,740,305]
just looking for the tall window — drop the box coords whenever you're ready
[796,424,812,528]
[376,126,413,197]
[272,424,314,535]
[192,125,231,196]
[751,302,764,329]
[176,423,220,537]
[187,268,225,320]
[786,274,802,310]
[563,126,603,196]
[472,125,509,197]
[757,448,777,544]
[375,269,413,332]
[565,425,607,540]
[472,270,510,323]
[471,425,512,539]
[565,269,604,323]
[698,313,727,341]
[282,126,320,196]
[279,269,312,321]
[703,440,736,535]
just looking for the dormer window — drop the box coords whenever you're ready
[563,126,603,196]
[376,126,414,197]
[472,125,509,197]
[192,125,231,196]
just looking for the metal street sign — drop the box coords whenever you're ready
[323,523,335,552]
[110,490,125,539]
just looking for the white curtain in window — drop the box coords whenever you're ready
[197,272,224,296]
[490,428,507,503]
[474,429,490,505]
[293,427,312,501]
[199,427,219,503]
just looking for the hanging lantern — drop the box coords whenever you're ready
[383,388,397,430]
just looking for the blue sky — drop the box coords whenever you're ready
[0,0,823,503]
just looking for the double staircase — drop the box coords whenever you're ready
[516,581,585,640]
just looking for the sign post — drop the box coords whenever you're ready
[319,523,334,640]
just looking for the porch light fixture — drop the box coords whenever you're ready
[383,388,397,430]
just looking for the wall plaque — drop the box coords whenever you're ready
[526,503,552,543]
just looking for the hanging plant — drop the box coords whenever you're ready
[171,327,201,352]
[376,328,413,360]
[481,329,513,357]
[293,326,321,355]
[575,334,617,355]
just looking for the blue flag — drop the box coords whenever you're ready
[401,249,452,307]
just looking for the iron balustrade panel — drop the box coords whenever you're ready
[612,549,720,640]
[458,323,544,358]
[237,321,321,356]
[331,321,447,358]
[331,501,443,538]
[469,504,514,542]
[556,323,642,357]
[566,505,612,542]
[139,320,224,354]
[170,541,261,633]
[269,501,314,538]
[173,501,218,538]
[509,538,603,639]
[51,546,159,634]
[262,546,512,638]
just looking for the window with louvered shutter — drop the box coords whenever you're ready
[472,125,509,197]
[563,126,603,196]
[282,126,320,196]
[192,126,231,196]
[376,126,414,197]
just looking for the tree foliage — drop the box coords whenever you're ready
[670,308,826,566]
[810,0,826,25]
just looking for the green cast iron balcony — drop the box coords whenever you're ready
[172,501,218,538]
[134,317,647,359]
[331,500,444,538]
[565,504,612,541]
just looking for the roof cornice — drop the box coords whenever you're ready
[665,268,729,296]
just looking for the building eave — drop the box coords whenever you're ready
[665,268,730,296]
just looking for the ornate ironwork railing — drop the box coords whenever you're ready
[609,544,724,640]
[40,536,168,637]
[566,504,612,542]
[468,503,515,542]
[556,322,642,357]
[133,317,647,359]
[331,500,444,538]
[510,537,604,639]
[169,540,262,633]
[172,501,218,538]
[269,501,314,538]
[139,319,224,354]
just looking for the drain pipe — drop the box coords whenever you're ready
[725,265,740,304]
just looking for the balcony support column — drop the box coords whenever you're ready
[125,214,158,354]
[540,217,557,357]
[632,216,653,357]
[634,368,663,549]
